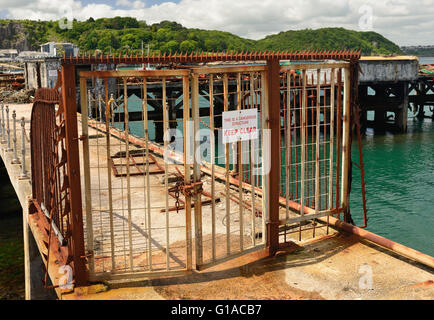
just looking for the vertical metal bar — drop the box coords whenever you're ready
[223,73,231,255]
[260,70,268,246]
[88,89,92,119]
[335,69,342,218]
[162,77,170,270]
[237,72,244,252]
[79,77,94,274]
[328,69,335,211]
[0,103,5,143]
[209,74,216,261]
[314,69,321,238]
[143,78,153,271]
[12,110,20,164]
[182,75,192,270]
[249,73,256,247]
[266,58,280,254]
[19,117,28,179]
[315,70,321,215]
[341,67,351,215]
[191,73,203,267]
[300,70,307,241]
[60,64,87,285]
[285,71,291,225]
[6,105,12,151]
[104,78,116,271]
[123,77,134,270]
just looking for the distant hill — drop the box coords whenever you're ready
[256,28,402,55]
[401,45,434,57]
[0,18,402,56]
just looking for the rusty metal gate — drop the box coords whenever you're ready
[78,66,270,279]
[278,62,351,243]
[79,70,193,280]
[190,66,268,270]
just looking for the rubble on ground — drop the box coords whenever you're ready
[0,87,34,103]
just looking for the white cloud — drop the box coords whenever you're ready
[116,0,145,9]
[2,0,434,45]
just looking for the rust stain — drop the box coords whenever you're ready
[410,280,434,288]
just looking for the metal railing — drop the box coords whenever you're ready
[0,102,30,179]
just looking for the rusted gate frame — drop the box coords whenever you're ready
[190,65,268,270]
[277,63,352,246]
[80,69,193,280]
[57,50,360,284]
[62,50,361,65]
[29,85,87,288]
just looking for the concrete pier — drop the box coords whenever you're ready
[1,103,433,300]
[358,56,419,133]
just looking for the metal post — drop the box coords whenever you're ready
[6,106,12,151]
[266,58,281,255]
[19,117,29,179]
[60,64,87,286]
[1,103,6,144]
[12,110,20,164]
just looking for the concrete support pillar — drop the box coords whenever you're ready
[396,82,409,133]
[23,206,56,299]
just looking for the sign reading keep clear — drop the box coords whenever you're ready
[222,108,258,143]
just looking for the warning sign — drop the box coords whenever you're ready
[222,108,258,143]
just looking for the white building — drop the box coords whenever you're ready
[40,42,79,57]
[0,49,18,61]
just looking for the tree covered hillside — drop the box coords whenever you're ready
[256,28,402,55]
[0,18,402,56]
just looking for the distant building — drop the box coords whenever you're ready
[40,42,79,57]
[16,51,53,62]
[23,56,61,89]
[0,49,19,62]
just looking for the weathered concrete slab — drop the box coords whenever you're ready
[62,233,433,300]
[359,56,419,83]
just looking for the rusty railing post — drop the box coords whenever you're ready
[6,105,13,151]
[1,103,6,144]
[60,64,87,286]
[19,117,28,179]
[266,58,281,255]
[12,110,20,164]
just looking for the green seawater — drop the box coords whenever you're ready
[350,114,434,256]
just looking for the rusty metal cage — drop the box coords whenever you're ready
[28,50,362,287]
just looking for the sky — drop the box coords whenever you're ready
[0,0,433,46]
